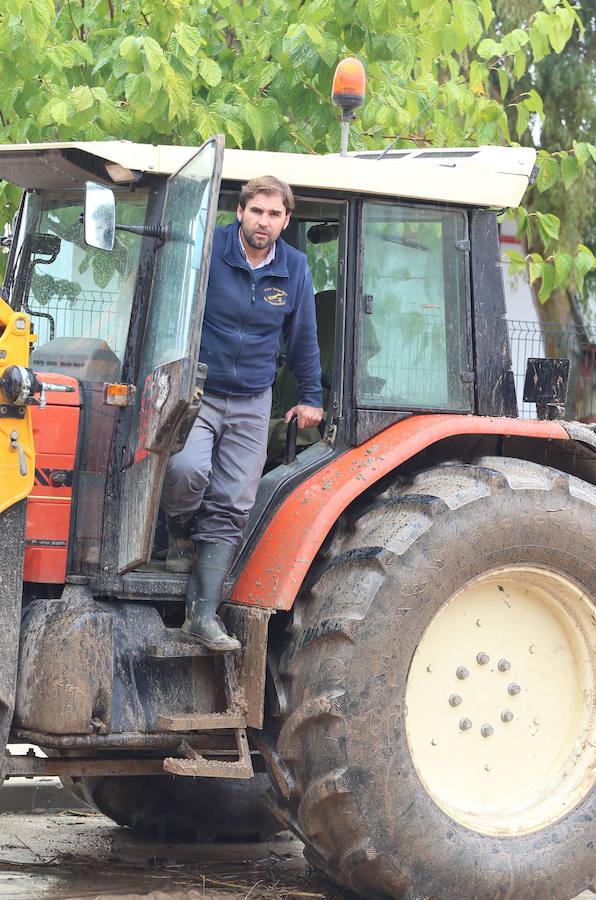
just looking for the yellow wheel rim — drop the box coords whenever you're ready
[405,566,596,836]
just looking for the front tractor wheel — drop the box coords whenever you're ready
[273,458,596,900]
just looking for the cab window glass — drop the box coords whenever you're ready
[359,202,471,410]
[19,190,148,381]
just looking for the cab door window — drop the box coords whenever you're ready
[358,202,472,411]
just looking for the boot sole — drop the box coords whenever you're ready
[180,627,240,652]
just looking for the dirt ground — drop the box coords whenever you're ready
[0,809,346,900]
[0,809,592,900]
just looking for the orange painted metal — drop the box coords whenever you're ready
[24,375,80,584]
[231,414,569,611]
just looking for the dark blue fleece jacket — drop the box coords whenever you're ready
[199,222,323,406]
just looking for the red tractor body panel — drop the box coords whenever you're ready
[231,414,569,611]
[24,376,80,584]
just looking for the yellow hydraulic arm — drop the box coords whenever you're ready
[0,296,35,514]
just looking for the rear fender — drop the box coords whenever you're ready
[231,414,569,611]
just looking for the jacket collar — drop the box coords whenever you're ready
[222,222,289,279]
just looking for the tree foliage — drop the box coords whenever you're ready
[0,0,593,299]
[494,0,596,309]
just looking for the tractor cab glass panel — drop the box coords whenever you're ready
[139,142,216,377]
[16,190,149,382]
[358,203,472,411]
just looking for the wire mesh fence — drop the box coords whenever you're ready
[507,319,596,422]
[26,289,123,348]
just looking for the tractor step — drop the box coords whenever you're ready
[156,711,245,730]
[158,652,251,777]
[163,730,253,779]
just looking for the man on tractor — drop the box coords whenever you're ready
[161,176,324,651]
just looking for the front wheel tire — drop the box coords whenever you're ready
[273,457,596,900]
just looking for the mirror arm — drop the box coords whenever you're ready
[115,223,168,241]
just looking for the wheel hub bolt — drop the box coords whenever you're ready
[501,709,514,723]
[508,682,521,695]
[498,659,511,672]
[476,652,490,665]
[449,694,462,707]
[459,718,472,731]
[481,724,494,737]
[456,666,470,680]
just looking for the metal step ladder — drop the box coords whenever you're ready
[145,630,253,779]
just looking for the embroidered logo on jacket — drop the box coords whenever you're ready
[263,287,288,306]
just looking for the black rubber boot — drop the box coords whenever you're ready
[165,512,195,573]
[181,541,240,652]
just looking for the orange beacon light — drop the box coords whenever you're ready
[331,58,366,156]
[332,58,366,116]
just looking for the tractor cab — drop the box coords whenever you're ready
[0,137,536,595]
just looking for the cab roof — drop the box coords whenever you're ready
[0,140,537,209]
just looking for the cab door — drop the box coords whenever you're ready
[117,135,224,572]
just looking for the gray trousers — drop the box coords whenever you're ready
[162,388,272,546]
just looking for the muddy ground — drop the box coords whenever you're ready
[0,809,346,900]
[0,809,592,900]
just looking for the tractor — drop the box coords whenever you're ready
[0,126,594,899]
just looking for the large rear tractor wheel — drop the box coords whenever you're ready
[61,772,280,842]
[273,458,596,900]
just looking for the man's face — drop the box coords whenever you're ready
[237,191,290,252]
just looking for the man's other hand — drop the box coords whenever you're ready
[284,404,324,430]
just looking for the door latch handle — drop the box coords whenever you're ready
[9,430,27,476]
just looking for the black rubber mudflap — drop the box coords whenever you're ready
[0,499,26,777]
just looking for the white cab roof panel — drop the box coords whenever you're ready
[0,140,536,208]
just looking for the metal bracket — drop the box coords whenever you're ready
[0,404,25,419]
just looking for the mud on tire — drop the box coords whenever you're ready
[272,458,596,900]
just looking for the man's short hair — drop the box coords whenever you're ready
[238,176,295,213]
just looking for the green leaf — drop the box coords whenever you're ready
[535,155,559,192]
[226,119,244,147]
[142,36,166,73]
[305,24,323,45]
[502,29,529,54]
[516,205,528,238]
[173,22,203,57]
[513,48,527,78]
[554,252,573,287]
[21,0,54,48]
[72,85,94,112]
[538,262,555,303]
[198,57,222,87]
[535,211,560,242]
[560,155,579,190]
[506,249,526,275]
[529,22,550,61]
[497,68,508,100]
[575,244,596,294]
[124,73,154,118]
[98,99,121,133]
[477,0,494,28]
[548,13,570,53]
[572,140,591,165]
[120,36,141,63]
[244,104,264,146]
[516,103,529,138]
[477,38,502,59]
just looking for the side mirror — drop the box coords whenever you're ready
[84,181,115,251]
